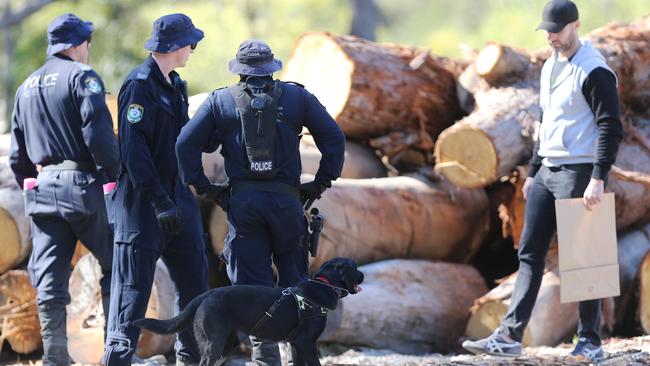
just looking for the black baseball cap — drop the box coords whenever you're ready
[537,0,579,33]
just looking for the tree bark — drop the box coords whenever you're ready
[208,175,490,271]
[319,259,487,353]
[434,86,540,188]
[67,254,176,363]
[614,223,650,334]
[368,130,434,172]
[465,245,580,347]
[0,270,40,354]
[609,115,650,230]
[588,15,650,113]
[282,32,464,140]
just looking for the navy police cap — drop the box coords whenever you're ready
[144,13,204,53]
[228,39,283,76]
[46,13,94,56]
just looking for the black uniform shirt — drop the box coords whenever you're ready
[10,54,119,186]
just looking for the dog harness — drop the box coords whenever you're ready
[245,287,329,342]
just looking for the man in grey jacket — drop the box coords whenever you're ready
[462,0,622,362]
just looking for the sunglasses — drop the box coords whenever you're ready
[190,43,197,50]
[86,35,92,44]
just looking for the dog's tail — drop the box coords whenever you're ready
[133,290,211,334]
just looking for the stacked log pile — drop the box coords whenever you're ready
[2,14,650,361]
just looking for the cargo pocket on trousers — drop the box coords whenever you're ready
[113,237,139,333]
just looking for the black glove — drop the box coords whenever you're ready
[155,200,183,235]
[299,181,327,205]
[199,183,230,210]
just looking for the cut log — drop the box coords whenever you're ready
[319,259,487,353]
[208,175,491,272]
[498,166,528,248]
[465,244,581,347]
[300,135,386,179]
[588,15,650,113]
[609,115,650,230]
[0,270,40,354]
[614,223,650,334]
[474,42,532,86]
[368,130,434,172]
[0,185,31,274]
[434,86,540,188]
[67,254,176,364]
[282,32,464,140]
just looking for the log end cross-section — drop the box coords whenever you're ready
[435,127,498,188]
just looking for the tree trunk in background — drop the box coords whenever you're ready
[208,175,491,271]
[67,255,176,363]
[349,0,380,41]
[282,32,464,140]
[0,270,41,354]
[588,15,650,113]
[320,259,487,353]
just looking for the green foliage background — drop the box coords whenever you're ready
[6,0,650,97]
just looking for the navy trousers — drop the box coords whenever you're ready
[222,190,309,366]
[500,164,602,345]
[103,191,208,365]
[25,170,113,365]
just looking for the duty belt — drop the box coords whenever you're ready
[230,181,300,199]
[41,160,95,172]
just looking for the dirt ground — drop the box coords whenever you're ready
[2,336,650,365]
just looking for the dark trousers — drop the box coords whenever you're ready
[103,197,208,365]
[222,190,309,366]
[500,164,602,346]
[26,170,113,365]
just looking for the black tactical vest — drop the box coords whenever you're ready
[229,77,288,179]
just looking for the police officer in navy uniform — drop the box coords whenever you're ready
[102,14,208,366]
[176,39,345,366]
[9,13,119,366]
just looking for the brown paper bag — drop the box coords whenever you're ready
[555,192,619,303]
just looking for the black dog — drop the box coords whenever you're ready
[134,258,364,366]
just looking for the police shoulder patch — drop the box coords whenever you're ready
[84,76,103,94]
[127,104,144,123]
